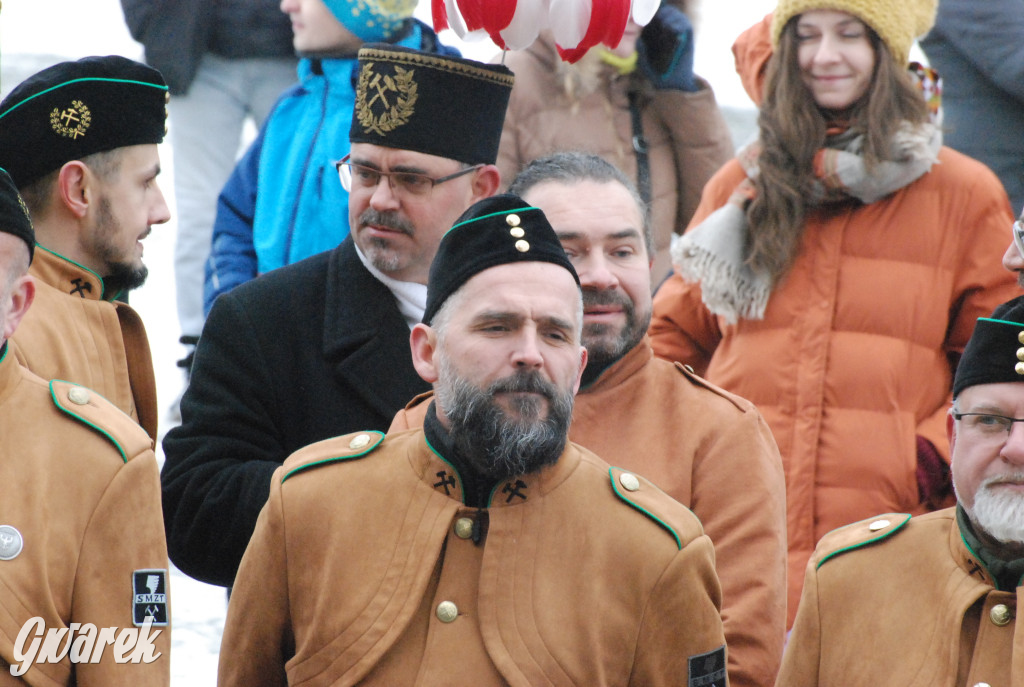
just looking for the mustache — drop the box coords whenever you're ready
[488,370,557,400]
[358,208,414,236]
[582,287,632,310]
[982,473,1024,487]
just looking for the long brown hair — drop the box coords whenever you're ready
[746,16,929,284]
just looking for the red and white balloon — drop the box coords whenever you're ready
[432,0,660,62]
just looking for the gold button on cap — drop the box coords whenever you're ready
[1017,362,1024,376]
[514,239,530,253]
[509,226,525,238]
[1018,330,1024,344]
[436,601,458,623]
[454,518,474,539]
[505,213,520,227]
[68,387,91,405]
[1017,347,1024,361]
[349,433,371,449]
[990,604,1012,627]
[619,473,640,492]
[868,519,891,531]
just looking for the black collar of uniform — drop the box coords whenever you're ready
[958,505,1024,591]
[423,402,497,510]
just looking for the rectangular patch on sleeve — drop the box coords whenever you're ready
[688,645,726,687]
[132,569,169,627]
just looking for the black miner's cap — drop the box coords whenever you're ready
[0,55,168,188]
[350,45,513,165]
[423,194,579,325]
[954,296,1024,397]
[0,168,34,263]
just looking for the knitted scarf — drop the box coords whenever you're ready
[671,122,942,323]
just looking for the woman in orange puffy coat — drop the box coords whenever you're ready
[649,0,1019,625]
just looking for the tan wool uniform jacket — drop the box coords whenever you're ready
[778,508,1022,687]
[11,246,157,440]
[219,428,727,687]
[392,337,786,687]
[0,346,170,686]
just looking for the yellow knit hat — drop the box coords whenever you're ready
[770,0,937,64]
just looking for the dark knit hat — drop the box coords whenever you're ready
[423,194,580,325]
[0,55,169,188]
[0,168,34,263]
[350,45,514,165]
[953,296,1024,397]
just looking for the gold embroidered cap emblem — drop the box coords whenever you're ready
[50,100,91,139]
[355,62,418,136]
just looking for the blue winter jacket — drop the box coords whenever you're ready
[204,21,458,314]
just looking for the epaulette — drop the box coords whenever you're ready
[674,362,754,413]
[281,430,385,483]
[608,466,695,550]
[814,513,911,569]
[49,380,152,463]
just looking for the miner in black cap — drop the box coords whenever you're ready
[162,46,513,588]
[778,296,1024,685]
[218,193,726,686]
[0,168,171,684]
[0,55,170,440]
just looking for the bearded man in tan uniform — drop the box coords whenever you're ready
[219,193,727,686]
[779,295,1024,686]
[0,56,172,440]
[0,168,170,685]
[391,151,787,687]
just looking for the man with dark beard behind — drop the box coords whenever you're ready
[218,193,728,687]
[0,56,171,440]
[391,151,788,687]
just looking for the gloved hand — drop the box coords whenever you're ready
[637,4,697,92]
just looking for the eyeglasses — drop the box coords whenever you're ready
[335,155,481,197]
[952,411,1024,439]
[1013,218,1024,260]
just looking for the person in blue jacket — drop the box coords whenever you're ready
[204,0,457,313]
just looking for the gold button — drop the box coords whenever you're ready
[509,227,525,238]
[619,473,640,492]
[436,601,458,623]
[1016,362,1024,376]
[868,519,891,532]
[349,433,371,449]
[68,387,91,405]
[1018,330,1024,344]
[1017,347,1024,361]
[505,213,520,227]
[164,91,171,103]
[515,240,530,253]
[990,603,1012,626]
[454,518,474,539]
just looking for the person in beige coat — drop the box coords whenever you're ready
[0,56,172,440]
[392,151,787,687]
[0,169,170,686]
[219,193,727,686]
[778,295,1024,687]
[496,0,734,287]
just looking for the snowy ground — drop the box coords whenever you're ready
[0,1,782,684]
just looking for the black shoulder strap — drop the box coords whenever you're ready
[627,89,652,206]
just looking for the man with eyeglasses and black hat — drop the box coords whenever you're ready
[0,56,172,442]
[0,168,170,686]
[218,192,727,686]
[778,295,1024,686]
[161,45,510,589]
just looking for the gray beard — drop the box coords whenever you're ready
[963,474,1024,545]
[435,362,574,483]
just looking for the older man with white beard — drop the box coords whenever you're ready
[778,295,1024,687]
